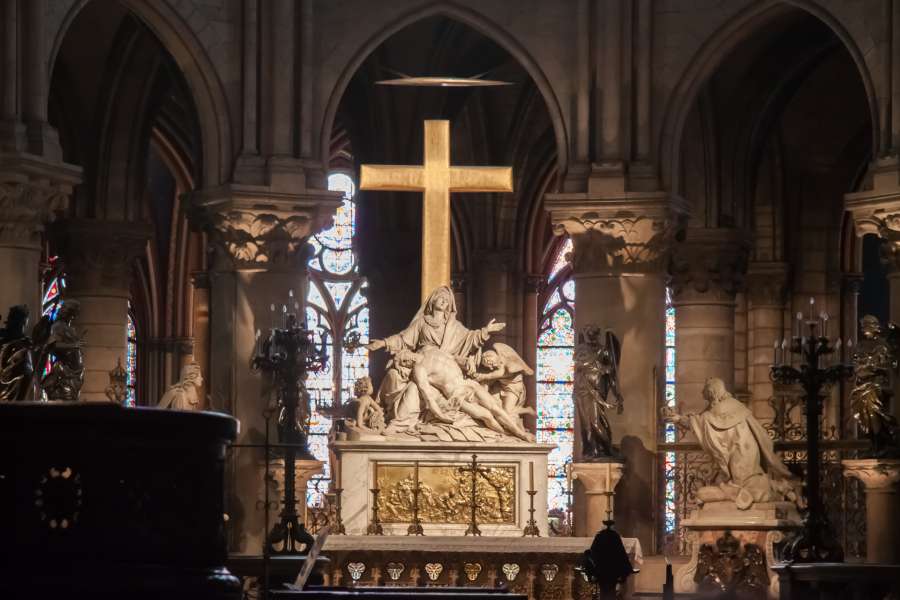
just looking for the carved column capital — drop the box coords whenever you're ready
[544,191,687,275]
[524,274,545,295]
[746,262,790,307]
[0,153,81,247]
[51,219,152,296]
[189,183,342,272]
[842,458,900,491]
[668,227,751,302]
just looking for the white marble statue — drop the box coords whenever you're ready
[158,361,203,410]
[367,285,534,442]
[664,377,797,509]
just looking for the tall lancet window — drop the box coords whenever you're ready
[125,305,137,407]
[304,172,370,506]
[662,287,678,541]
[536,237,575,524]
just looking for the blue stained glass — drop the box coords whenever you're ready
[536,347,574,382]
[538,309,574,346]
[324,281,353,310]
[125,311,137,407]
[543,288,562,312]
[663,289,677,534]
[548,237,573,281]
[302,172,369,506]
[307,282,328,311]
[536,238,576,530]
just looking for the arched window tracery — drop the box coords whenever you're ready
[304,172,369,506]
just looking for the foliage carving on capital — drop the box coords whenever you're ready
[552,213,679,274]
[746,263,789,307]
[208,210,315,269]
[0,182,68,245]
[51,220,152,294]
[842,459,900,490]
[668,229,750,300]
[877,213,900,272]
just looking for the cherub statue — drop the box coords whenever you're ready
[34,300,85,402]
[574,325,624,458]
[475,344,535,418]
[850,315,900,457]
[158,361,203,410]
[663,378,797,510]
[0,305,35,402]
[351,376,385,433]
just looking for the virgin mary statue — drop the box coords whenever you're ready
[367,286,505,431]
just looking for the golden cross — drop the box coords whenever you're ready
[359,120,513,302]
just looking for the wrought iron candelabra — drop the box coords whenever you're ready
[770,302,852,562]
[252,306,328,555]
[459,454,490,536]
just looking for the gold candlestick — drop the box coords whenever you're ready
[407,461,424,536]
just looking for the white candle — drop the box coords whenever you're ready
[773,339,779,365]
[528,461,534,491]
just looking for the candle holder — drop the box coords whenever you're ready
[459,454,489,536]
[523,489,540,537]
[407,461,424,536]
[252,306,328,556]
[770,310,853,563]
[367,487,384,535]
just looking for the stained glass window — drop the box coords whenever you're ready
[537,237,575,528]
[305,172,369,506]
[40,257,66,383]
[663,287,677,537]
[125,307,137,407]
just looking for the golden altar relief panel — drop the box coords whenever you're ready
[375,463,516,524]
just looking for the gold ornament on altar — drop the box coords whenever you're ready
[541,563,559,582]
[424,562,443,581]
[464,562,482,582]
[502,563,521,581]
[375,463,515,524]
[385,562,405,581]
[360,120,513,302]
[347,562,365,581]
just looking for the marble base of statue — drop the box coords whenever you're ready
[674,500,801,600]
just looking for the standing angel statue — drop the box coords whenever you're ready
[574,325,624,458]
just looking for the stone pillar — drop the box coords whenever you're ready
[571,461,624,536]
[668,228,750,413]
[545,190,685,550]
[0,156,79,314]
[522,274,542,432]
[52,219,151,402]
[842,459,900,564]
[746,262,789,420]
[191,183,340,553]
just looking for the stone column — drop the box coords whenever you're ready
[545,189,685,549]
[52,219,151,402]
[668,228,750,413]
[842,459,900,564]
[522,274,542,432]
[191,183,340,553]
[746,262,789,420]
[571,461,624,536]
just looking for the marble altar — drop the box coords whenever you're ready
[332,439,553,537]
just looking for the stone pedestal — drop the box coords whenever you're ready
[674,501,801,599]
[571,460,624,537]
[332,440,553,537]
[842,458,900,564]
